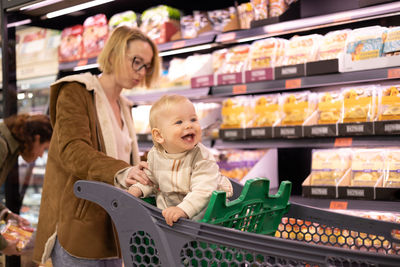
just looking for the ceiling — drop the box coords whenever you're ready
[6,0,248,30]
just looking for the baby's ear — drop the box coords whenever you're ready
[152,128,164,144]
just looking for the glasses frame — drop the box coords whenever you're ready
[131,56,153,75]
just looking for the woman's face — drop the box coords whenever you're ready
[20,135,50,163]
[117,40,154,89]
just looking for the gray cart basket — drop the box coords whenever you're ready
[74,180,400,267]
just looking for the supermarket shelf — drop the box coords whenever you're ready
[215,1,400,44]
[158,34,217,55]
[211,67,400,96]
[290,196,400,212]
[124,87,210,104]
[58,57,98,72]
[213,135,400,149]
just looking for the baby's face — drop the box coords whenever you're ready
[158,100,201,154]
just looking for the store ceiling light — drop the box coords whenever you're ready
[43,0,114,19]
[19,0,64,11]
[7,19,32,28]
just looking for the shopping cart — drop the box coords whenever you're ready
[74,178,400,266]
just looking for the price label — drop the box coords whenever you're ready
[172,40,186,49]
[334,137,353,147]
[77,59,88,66]
[329,201,348,210]
[388,68,400,79]
[232,84,247,94]
[285,78,301,89]
[219,32,236,42]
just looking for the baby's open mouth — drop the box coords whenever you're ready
[182,133,195,141]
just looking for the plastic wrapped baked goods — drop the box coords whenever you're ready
[247,38,287,69]
[269,0,288,17]
[212,49,228,73]
[283,34,322,65]
[251,0,268,20]
[208,7,240,32]
[342,85,376,123]
[377,85,400,121]
[384,149,400,188]
[140,5,181,44]
[217,45,250,74]
[281,91,317,125]
[345,26,387,61]
[351,149,384,186]
[238,3,255,29]
[1,221,33,251]
[108,11,138,30]
[383,26,400,56]
[58,25,83,62]
[310,149,352,186]
[252,94,281,127]
[317,91,343,124]
[317,29,351,60]
[220,96,253,129]
[82,14,108,59]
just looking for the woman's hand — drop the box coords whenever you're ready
[125,161,153,187]
[7,212,31,229]
[162,207,188,226]
[1,239,21,256]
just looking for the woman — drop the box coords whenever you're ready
[0,113,52,255]
[33,26,159,266]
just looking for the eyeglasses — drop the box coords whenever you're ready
[130,56,153,75]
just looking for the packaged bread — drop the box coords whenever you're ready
[281,91,317,125]
[82,14,108,59]
[221,96,253,129]
[247,38,287,70]
[383,26,400,56]
[311,149,352,186]
[283,34,322,65]
[345,26,386,61]
[212,49,228,73]
[383,149,400,188]
[269,0,288,17]
[317,91,343,124]
[208,7,240,32]
[251,0,268,20]
[181,11,212,39]
[317,29,351,60]
[342,85,376,123]
[238,3,255,29]
[252,94,281,127]
[377,85,400,121]
[108,10,138,30]
[217,45,250,74]
[1,221,33,251]
[351,149,384,186]
[58,25,83,62]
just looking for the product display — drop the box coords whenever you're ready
[58,25,83,62]
[252,94,281,127]
[351,149,385,187]
[281,91,317,126]
[378,84,400,121]
[108,10,138,30]
[316,91,343,124]
[342,85,376,123]
[82,14,109,59]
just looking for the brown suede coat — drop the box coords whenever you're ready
[33,73,139,263]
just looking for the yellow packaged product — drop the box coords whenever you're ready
[351,149,384,186]
[247,38,287,70]
[252,94,281,127]
[218,45,250,74]
[383,149,400,188]
[1,221,33,251]
[220,96,253,129]
[317,29,351,60]
[377,85,400,121]
[212,49,228,73]
[310,149,352,186]
[317,91,343,124]
[284,34,322,65]
[281,91,317,126]
[342,86,376,123]
[345,26,386,61]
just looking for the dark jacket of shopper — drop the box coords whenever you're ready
[33,73,140,263]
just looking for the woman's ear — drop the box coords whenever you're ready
[151,128,164,144]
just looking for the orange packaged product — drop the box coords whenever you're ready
[252,94,281,127]
[377,84,400,121]
[342,86,376,123]
[247,38,287,70]
[218,45,250,74]
[1,221,33,251]
[350,149,385,187]
[82,14,109,59]
[281,91,317,126]
[58,25,83,62]
[284,34,322,65]
[317,91,343,124]
[317,29,351,60]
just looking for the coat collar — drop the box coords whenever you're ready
[0,123,19,154]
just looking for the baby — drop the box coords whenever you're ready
[129,94,233,226]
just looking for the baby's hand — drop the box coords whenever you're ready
[128,186,143,197]
[162,207,188,226]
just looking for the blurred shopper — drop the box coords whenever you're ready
[33,26,160,267]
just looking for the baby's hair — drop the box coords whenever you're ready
[149,94,190,129]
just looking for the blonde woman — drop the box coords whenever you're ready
[33,26,160,266]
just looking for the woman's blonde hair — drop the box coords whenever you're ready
[97,26,160,88]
